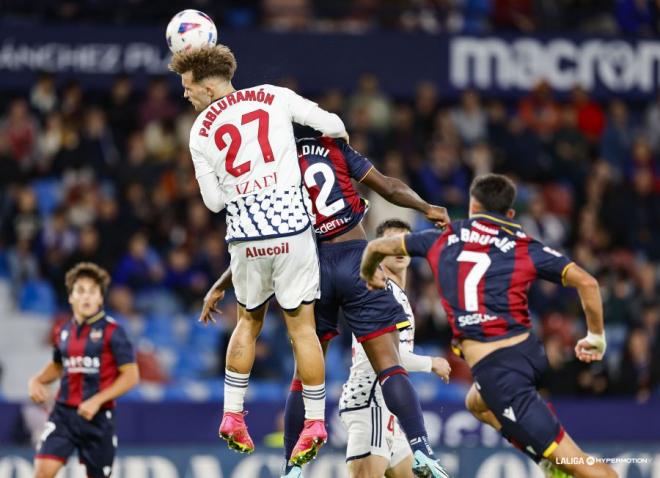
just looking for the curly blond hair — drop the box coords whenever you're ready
[168,44,237,83]
[65,262,111,295]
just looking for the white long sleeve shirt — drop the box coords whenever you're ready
[189,84,346,242]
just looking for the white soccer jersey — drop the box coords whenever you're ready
[339,280,431,411]
[189,84,346,242]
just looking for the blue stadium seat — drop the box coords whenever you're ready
[143,314,176,347]
[31,179,62,218]
[188,315,220,349]
[18,280,57,316]
[0,251,8,278]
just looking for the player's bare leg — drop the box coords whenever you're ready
[348,455,390,478]
[283,303,328,466]
[386,456,415,478]
[219,303,268,454]
[33,458,64,478]
[362,332,450,478]
[465,383,502,430]
[548,433,618,478]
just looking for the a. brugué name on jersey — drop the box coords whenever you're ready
[404,213,573,342]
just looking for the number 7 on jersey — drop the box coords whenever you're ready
[457,251,491,312]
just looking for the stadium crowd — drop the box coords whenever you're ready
[3,0,660,37]
[0,68,659,402]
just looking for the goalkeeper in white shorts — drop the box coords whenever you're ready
[340,220,451,478]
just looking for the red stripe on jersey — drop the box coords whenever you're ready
[461,225,509,339]
[321,138,362,214]
[100,323,118,408]
[66,323,89,406]
[457,225,492,312]
[507,237,536,330]
[426,229,459,338]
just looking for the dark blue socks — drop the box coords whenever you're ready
[378,365,435,457]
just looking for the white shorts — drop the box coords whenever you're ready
[340,405,411,468]
[229,226,320,311]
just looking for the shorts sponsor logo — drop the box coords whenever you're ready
[245,241,290,258]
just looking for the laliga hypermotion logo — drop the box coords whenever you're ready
[178,23,201,34]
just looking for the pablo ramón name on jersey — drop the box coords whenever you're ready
[189,85,325,243]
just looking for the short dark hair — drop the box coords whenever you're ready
[168,44,237,83]
[376,219,412,237]
[469,174,516,214]
[65,262,111,296]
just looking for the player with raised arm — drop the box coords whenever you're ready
[169,46,348,464]
[29,262,139,478]
[340,219,451,478]
[360,174,618,478]
[201,136,452,478]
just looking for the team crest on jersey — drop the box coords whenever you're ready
[90,329,103,343]
[60,330,69,342]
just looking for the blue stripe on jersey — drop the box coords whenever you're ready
[82,322,105,402]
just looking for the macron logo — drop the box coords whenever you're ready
[503,406,517,422]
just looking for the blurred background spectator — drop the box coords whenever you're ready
[0,0,658,406]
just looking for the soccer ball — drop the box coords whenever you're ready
[166,9,218,54]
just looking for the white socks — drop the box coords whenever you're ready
[302,383,326,420]
[224,370,249,413]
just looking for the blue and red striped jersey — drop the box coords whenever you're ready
[297,137,373,241]
[404,212,574,342]
[53,311,135,408]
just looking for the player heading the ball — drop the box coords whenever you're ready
[169,44,348,465]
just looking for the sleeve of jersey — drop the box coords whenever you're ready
[403,230,444,257]
[527,239,574,285]
[399,349,433,373]
[339,140,373,181]
[283,87,347,137]
[190,142,225,213]
[110,326,136,367]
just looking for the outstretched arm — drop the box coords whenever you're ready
[360,235,408,290]
[199,266,233,324]
[563,264,606,362]
[361,168,449,228]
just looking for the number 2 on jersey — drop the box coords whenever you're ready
[303,163,346,217]
[215,109,274,177]
[457,251,491,312]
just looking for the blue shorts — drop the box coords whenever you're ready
[36,403,116,477]
[471,333,565,461]
[315,239,410,342]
